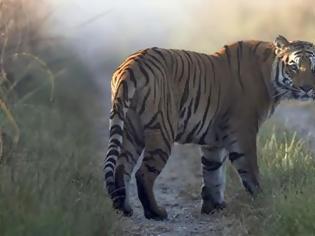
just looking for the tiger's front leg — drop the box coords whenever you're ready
[227,129,261,196]
[200,146,228,214]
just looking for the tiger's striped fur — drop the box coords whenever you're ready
[104,35,315,220]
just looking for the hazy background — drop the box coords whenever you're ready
[49,0,315,88]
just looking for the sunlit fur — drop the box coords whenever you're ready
[104,36,314,220]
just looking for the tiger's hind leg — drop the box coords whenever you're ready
[113,111,144,216]
[200,146,228,214]
[135,129,172,220]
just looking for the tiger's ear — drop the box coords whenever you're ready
[274,35,289,55]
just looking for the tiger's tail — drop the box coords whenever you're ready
[104,77,136,205]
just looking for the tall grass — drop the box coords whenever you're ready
[258,125,315,235]
[225,122,315,236]
[0,1,116,235]
[0,104,117,236]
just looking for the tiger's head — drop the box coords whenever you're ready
[273,35,315,101]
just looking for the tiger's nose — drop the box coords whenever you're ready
[300,85,313,92]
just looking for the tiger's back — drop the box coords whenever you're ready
[111,42,273,143]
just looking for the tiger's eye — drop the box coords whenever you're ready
[289,64,298,71]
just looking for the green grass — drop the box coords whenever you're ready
[0,104,117,236]
[258,124,315,236]
[226,122,315,236]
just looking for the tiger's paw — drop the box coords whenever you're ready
[201,200,226,214]
[113,199,133,217]
[114,206,133,217]
[144,207,168,220]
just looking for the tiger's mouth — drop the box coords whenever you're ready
[274,78,315,101]
[291,89,315,101]
[275,84,315,101]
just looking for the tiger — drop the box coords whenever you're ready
[104,35,315,220]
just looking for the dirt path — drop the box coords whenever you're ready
[119,144,235,236]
